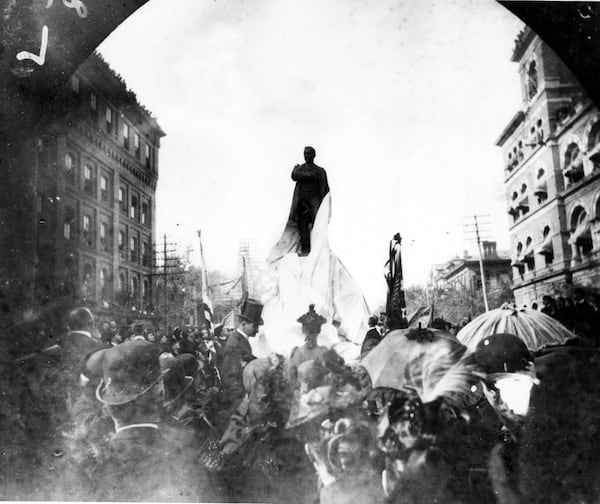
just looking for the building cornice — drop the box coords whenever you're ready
[496,111,525,147]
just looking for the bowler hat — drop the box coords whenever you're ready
[239,298,264,325]
[474,333,532,374]
[95,340,167,405]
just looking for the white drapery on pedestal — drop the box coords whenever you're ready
[252,194,369,358]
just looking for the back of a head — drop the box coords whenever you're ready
[67,307,94,332]
[368,315,378,327]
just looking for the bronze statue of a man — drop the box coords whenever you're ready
[289,146,329,255]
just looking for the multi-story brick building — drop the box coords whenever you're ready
[32,52,164,320]
[497,28,600,306]
[433,242,512,295]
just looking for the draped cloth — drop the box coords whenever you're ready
[253,194,370,358]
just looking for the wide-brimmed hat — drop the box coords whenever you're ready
[95,340,167,405]
[162,354,198,407]
[297,304,327,332]
[239,298,264,325]
[474,333,533,374]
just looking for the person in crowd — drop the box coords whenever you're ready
[288,304,329,386]
[87,339,219,501]
[360,315,382,358]
[99,322,111,344]
[219,299,263,415]
[483,332,600,504]
[540,295,557,318]
[179,330,197,355]
[131,323,146,341]
[571,287,597,340]
[60,307,104,385]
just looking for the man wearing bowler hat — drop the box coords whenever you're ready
[219,298,263,414]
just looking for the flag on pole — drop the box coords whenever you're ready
[198,230,213,332]
[240,256,249,307]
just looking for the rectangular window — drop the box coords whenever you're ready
[100,175,108,201]
[119,186,127,212]
[105,107,113,134]
[134,134,140,159]
[83,164,94,196]
[142,241,150,266]
[100,223,110,252]
[123,123,130,150]
[71,76,80,94]
[145,143,151,169]
[141,202,148,226]
[130,195,138,220]
[83,215,90,232]
[130,236,138,262]
[63,222,71,240]
[90,93,98,122]
[65,153,75,184]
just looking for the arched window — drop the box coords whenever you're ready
[588,120,600,170]
[588,120,600,151]
[143,279,150,307]
[569,206,593,258]
[538,225,554,265]
[534,168,548,204]
[527,60,538,99]
[564,142,584,185]
[82,263,94,301]
[119,272,126,292]
[100,267,110,301]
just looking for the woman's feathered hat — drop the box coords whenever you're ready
[297,304,327,332]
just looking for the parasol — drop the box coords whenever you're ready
[456,305,575,351]
[360,328,468,393]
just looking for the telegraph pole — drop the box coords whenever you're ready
[463,215,492,312]
[163,234,168,329]
[474,215,490,312]
[151,234,182,332]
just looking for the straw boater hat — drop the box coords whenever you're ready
[94,340,168,405]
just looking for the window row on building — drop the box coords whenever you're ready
[63,149,152,228]
[63,205,151,266]
[70,74,158,172]
[512,224,555,278]
[505,117,545,176]
[63,252,152,312]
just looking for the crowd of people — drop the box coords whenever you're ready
[2,292,600,503]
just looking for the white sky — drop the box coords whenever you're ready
[98,0,524,310]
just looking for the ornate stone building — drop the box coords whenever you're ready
[31,53,164,320]
[497,28,600,306]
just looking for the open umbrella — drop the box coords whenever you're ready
[360,328,468,393]
[457,305,575,352]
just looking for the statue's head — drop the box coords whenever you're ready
[304,146,316,163]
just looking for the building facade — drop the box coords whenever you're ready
[498,28,600,306]
[32,53,164,320]
[433,242,512,295]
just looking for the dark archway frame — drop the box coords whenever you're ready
[0,1,598,323]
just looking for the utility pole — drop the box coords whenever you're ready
[163,234,168,329]
[151,235,182,333]
[463,215,492,312]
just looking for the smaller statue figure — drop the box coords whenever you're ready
[289,146,330,255]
